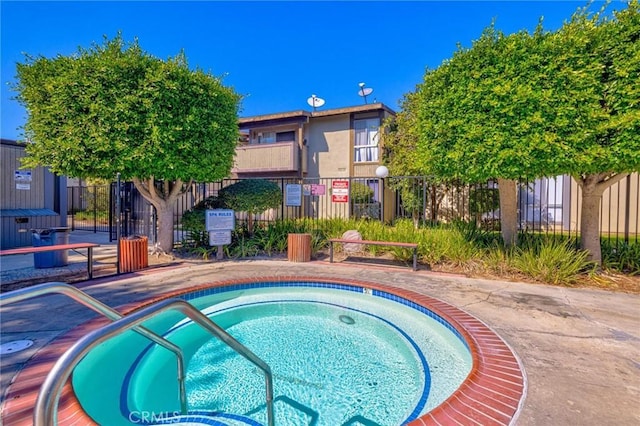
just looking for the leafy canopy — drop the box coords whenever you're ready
[218,179,282,214]
[390,1,640,183]
[13,35,241,182]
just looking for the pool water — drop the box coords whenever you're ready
[74,285,472,425]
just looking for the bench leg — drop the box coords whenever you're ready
[413,248,417,271]
[329,242,334,263]
[87,247,93,279]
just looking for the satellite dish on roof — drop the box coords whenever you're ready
[358,82,374,104]
[307,94,325,112]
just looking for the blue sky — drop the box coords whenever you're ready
[1,1,621,140]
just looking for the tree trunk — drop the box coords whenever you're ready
[578,177,606,266]
[580,188,603,265]
[132,177,190,253]
[497,178,518,248]
[155,204,175,253]
[575,173,628,267]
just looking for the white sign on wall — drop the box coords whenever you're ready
[285,184,302,206]
[14,171,32,182]
[205,209,235,231]
[15,171,32,190]
[209,230,232,246]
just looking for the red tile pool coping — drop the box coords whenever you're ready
[1,276,526,425]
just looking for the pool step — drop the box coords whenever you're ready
[151,411,262,426]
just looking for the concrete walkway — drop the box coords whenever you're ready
[0,250,639,424]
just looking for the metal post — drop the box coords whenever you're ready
[71,186,76,231]
[422,178,427,227]
[108,184,113,241]
[93,186,98,233]
[116,173,121,274]
[87,247,93,279]
[380,177,385,223]
[281,178,286,221]
[624,174,631,244]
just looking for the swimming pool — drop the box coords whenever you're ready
[1,276,525,425]
[73,282,472,425]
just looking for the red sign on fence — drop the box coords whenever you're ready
[332,180,349,203]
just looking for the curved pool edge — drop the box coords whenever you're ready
[1,276,526,426]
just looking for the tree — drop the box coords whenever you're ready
[217,179,282,234]
[13,35,240,252]
[383,93,436,229]
[546,2,640,264]
[389,1,639,264]
[392,26,556,247]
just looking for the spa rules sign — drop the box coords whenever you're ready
[205,209,235,231]
[205,209,234,248]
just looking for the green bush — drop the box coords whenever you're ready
[513,238,595,285]
[226,227,261,258]
[180,196,224,247]
[482,244,516,276]
[350,182,374,204]
[218,180,282,234]
[218,180,282,214]
[74,210,109,222]
[178,214,636,285]
[601,240,640,275]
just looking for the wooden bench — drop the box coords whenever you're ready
[328,239,419,271]
[0,243,100,279]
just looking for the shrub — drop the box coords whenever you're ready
[180,196,224,247]
[218,180,282,214]
[601,240,640,275]
[350,182,375,204]
[513,238,595,285]
[218,180,282,234]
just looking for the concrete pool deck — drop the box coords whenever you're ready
[1,256,639,424]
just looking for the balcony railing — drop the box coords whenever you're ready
[232,141,299,173]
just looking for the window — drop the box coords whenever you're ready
[258,132,276,144]
[354,118,380,162]
[255,130,295,144]
[276,131,295,142]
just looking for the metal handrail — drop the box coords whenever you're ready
[33,297,275,426]
[0,282,188,415]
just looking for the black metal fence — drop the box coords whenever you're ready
[106,182,158,242]
[93,173,638,246]
[67,185,111,233]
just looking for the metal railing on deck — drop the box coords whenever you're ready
[0,283,187,416]
[0,282,275,426]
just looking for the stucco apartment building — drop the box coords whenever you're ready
[234,102,395,179]
[232,103,638,236]
[233,103,396,221]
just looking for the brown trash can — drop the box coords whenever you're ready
[287,233,312,262]
[119,235,149,273]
